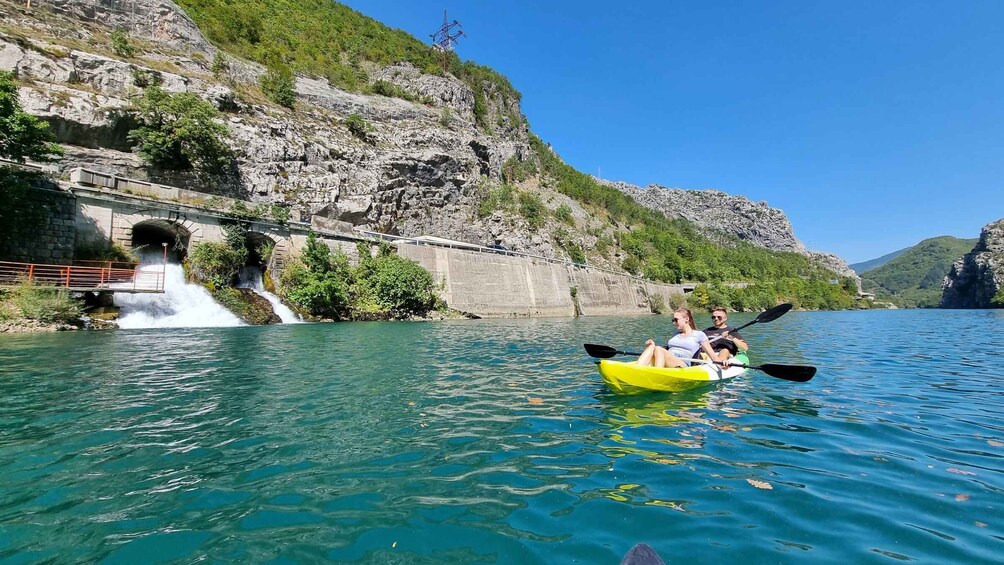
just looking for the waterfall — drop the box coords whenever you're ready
[115,263,245,329]
[237,266,302,324]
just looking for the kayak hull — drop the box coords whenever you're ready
[598,353,749,394]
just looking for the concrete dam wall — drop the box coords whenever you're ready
[397,244,688,318]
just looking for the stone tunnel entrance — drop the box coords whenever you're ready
[131,220,191,263]
[245,232,276,269]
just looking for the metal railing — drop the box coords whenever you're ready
[0,261,165,293]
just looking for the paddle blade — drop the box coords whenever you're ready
[583,343,619,358]
[731,303,793,332]
[756,303,793,324]
[759,363,816,382]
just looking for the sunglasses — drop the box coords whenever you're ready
[673,317,686,322]
[711,315,725,320]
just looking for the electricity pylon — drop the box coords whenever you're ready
[430,10,466,72]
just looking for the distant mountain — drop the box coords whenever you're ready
[850,247,910,274]
[861,236,978,308]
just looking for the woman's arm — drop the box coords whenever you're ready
[700,340,724,363]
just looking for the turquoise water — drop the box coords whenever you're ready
[1,309,1001,563]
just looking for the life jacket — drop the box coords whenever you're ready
[703,327,740,355]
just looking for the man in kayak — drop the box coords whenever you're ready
[636,308,725,368]
[703,306,749,364]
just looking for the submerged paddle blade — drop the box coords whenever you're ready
[759,363,816,382]
[583,343,619,358]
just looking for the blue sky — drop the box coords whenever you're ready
[340,1,1003,263]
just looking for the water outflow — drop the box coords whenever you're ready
[237,266,302,324]
[116,263,244,329]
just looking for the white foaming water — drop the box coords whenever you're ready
[237,266,302,324]
[116,264,245,329]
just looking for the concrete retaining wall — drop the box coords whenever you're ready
[0,186,76,264]
[397,243,689,318]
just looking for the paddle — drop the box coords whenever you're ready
[728,302,793,333]
[582,343,816,382]
[706,302,793,348]
[687,355,816,382]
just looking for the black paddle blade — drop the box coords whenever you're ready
[583,343,619,358]
[756,303,793,324]
[758,363,816,382]
[583,343,642,358]
[731,303,793,332]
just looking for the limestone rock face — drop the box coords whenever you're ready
[605,180,806,253]
[941,219,1004,308]
[604,179,859,281]
[42,0,214,53]
[807,251,858,280]
[0,0,533,246]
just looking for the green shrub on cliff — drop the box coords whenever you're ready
[277,234,437,319]
[518,192,546,229]
[128,86,233,174]
[259,64,296,108]
[187,224,249,287]
[502,156,537,185]
[187,242,246,287]
[476,182,515,218]
[279,232,351,318]
[344,114,372,142]
[351,243,437,318]
[110,29,136,58]
[0,70,64,163]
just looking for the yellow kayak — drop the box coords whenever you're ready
[598,353,750,394]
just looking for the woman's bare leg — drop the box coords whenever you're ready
[636,343,658,366]
[653,346,669,368]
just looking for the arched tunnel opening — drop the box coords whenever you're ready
[245,232,275,269]
[131,221,191,263]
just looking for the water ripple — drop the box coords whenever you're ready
[0,310,1002,563]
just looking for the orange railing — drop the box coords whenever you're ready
[0,261,165,293]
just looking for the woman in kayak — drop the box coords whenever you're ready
[636,307,726,368]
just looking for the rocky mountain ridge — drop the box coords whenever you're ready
[603,179,858,280]
[941,219,1004,308]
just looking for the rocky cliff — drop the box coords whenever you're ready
[603,180,859,281]
[0,0,859,288]
[0,0,623,264]
[941,219,1004,308]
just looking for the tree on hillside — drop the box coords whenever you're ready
[128,86,233,175]
[0,70,63,163]
[0,69,63,255]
